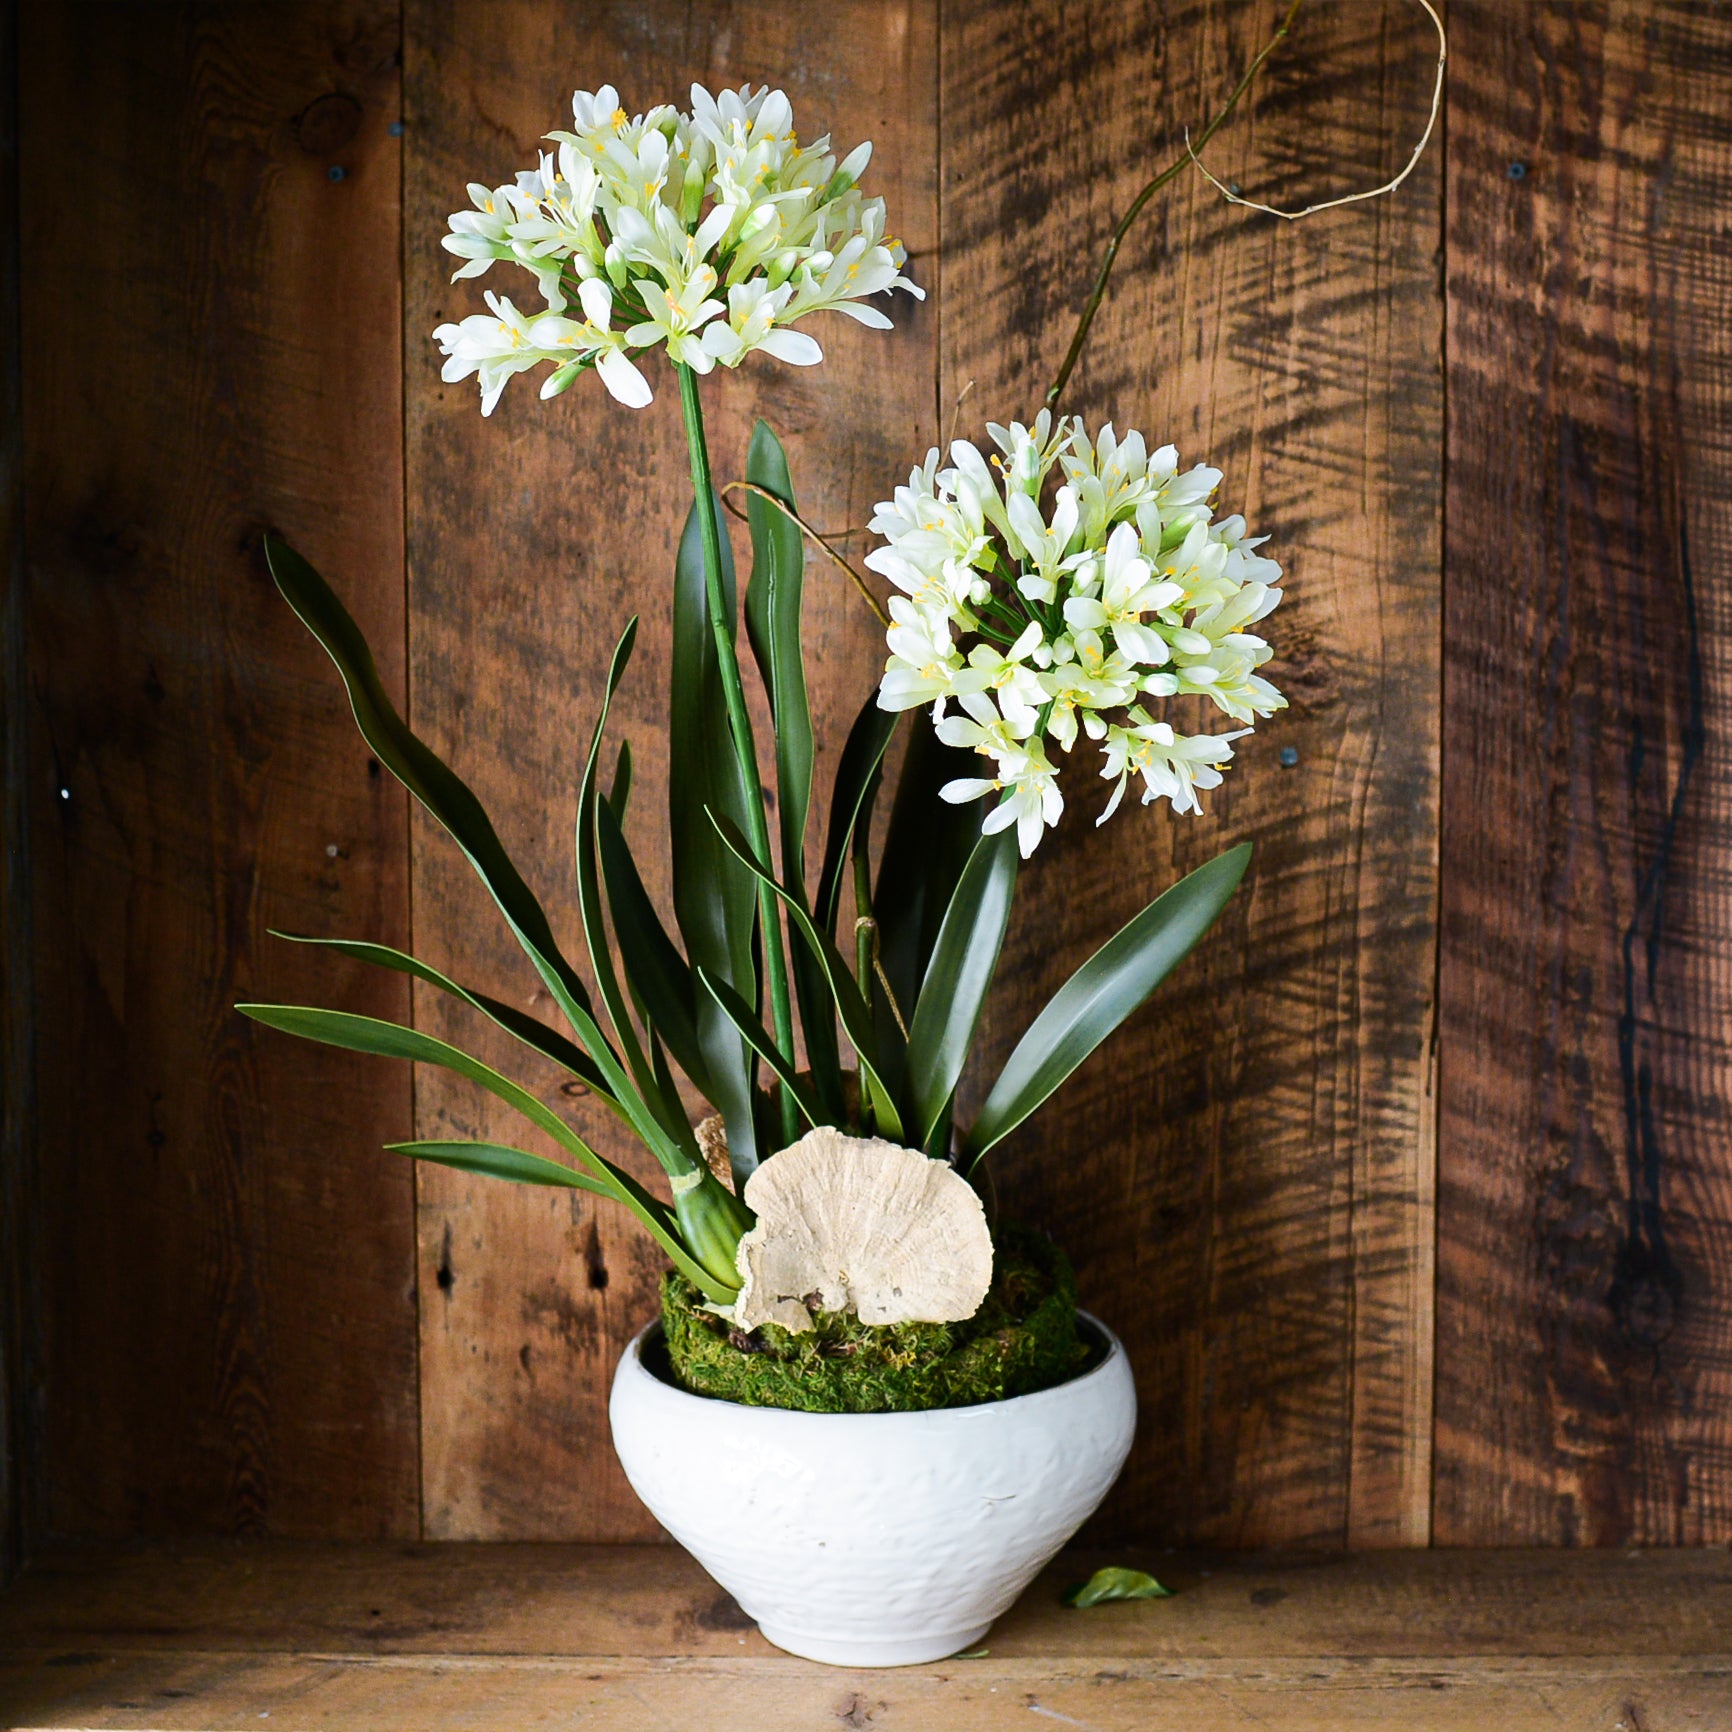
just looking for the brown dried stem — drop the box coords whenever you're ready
[1043,0,1307,418]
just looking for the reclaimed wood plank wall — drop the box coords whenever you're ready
[5,0,1729,1552]
[1437,1,1732,1546]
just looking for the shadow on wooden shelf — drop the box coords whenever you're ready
[0,1543,1727,1730]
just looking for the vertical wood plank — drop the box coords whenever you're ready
[1437,0,1732,1545]
[403,0,937,1538]
[19,2,419,1537]
[942,0,1442,1545]
[0,0,34,1581]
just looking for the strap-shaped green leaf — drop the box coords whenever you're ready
[265,931,617,1106]
[670,500,760,1182]
[695,966,824,1134]
[788,937,845,1123]
[742,422,843,1121]
[742,421,813,905]
[874,717,984,1027]
[904,826,1020,1149]
[263,537,610,1060]
[595,798,711,1100]
[574,621,700,1172]
[608,739,632,823]
[816,696,899,933]
[383,1138,612,1195]
[708,812,905,1143]
[235,1002,731,1297]
[962,843,1252,1165]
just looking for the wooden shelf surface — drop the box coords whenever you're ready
[1,1543,1728,1729]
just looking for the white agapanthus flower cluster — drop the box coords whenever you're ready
[871,414,1286,857]
[433,83,923,415]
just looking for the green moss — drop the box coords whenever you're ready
[657,1225,1089,1413]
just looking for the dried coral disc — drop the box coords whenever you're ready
[732,1127,993,1333]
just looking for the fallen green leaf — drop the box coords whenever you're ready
[1062,1567,1174,1608]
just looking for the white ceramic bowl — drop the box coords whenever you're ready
[608,1311,1137,1666]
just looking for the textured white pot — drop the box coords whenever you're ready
[608,1311,1137,1667]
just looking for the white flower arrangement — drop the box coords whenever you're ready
[871,414,1287,856]
[247,11,1443,1363]
[433,82,923,414]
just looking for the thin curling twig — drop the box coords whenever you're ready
[1044,0,1306,417]
[1186,0,1445,220]
[720,480,891,626]
[948,379,976,449]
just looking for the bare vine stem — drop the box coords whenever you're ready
[1185,0,1445,221]
[1043,0,1306,417]
[757,0,1445,632]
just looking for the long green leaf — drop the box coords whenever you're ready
[708,812,905,1142]
[383,1138,612,1196]
[575,619,647,1085]
[742,423,843,1120]
[266,931,617,1107]
[962,843,1252,1164]
[263,538,611,1061]
[742,421,813,903]
[670,499,760,1183]
[236,1002,731,1296]
[874,717,983,1026]
[903,826,1020,1149]
[608,739,632,823]
[595,798,712,1100]
[816,696,899,933]
[695,967,824,1133]
[574,621,699,1171]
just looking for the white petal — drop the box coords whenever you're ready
[577,276,614,328]
[826,300,894,328]
[759,327,823,366]
[1113,621,1167,664]
[934,716,983,749]
[701,322,745,366]
[694,200,737,257]
[1016,802,1044,857]
[837,140,872,183]
[596,347,653,408]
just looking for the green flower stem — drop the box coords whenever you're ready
[672,1170,755,1293]
[675,361,800,1150]
[852,845,875,1013]
[850,835,885,1135]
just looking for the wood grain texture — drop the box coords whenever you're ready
[1436,2,1732,1545]
[942,0,1442,1546]
[17,3,419,1538]
[4,1541,1729,1659]
[2,1545,1728,1731]
[9,1654,1730,1732]
[402,0,937,1539]
[0,0,33,1584]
